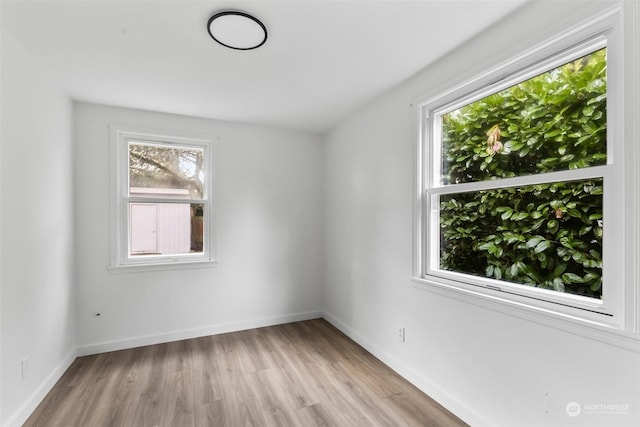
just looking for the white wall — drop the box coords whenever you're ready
[4,1,640,426]
[322,1,640,426]
[74,103,324,353]
[0,32,75,426]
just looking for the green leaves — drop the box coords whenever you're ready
[526,236,544,249]
[440,49,606,186]
[440,179,603,299]
[562,273,584,284]
[534,239,551,254]
[438,48,606,299]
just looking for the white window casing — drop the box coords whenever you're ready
[109,124,218,272]
[413,5,640,352]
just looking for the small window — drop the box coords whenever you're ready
[110,126,217,270]
[414,11,629,331]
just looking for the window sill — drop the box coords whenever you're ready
[411,275,640,353]
[107,258,219,274]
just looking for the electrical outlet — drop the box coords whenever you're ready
[398,327,406,343]
[21,356,29,380]
[544,392,550,415]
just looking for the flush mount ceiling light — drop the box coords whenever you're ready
[207,11,267,50]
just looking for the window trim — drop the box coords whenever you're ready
[108,124,218,272]
[412,5,640,350]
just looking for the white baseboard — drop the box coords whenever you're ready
[77,310,322,356]
[3,348,77,427]
[6,310,322,426]
[7,310,476,427]
[321,310,492,427]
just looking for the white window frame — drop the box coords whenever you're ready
[413,7,640,349]
[109,124,218,272]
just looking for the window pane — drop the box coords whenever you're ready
[439,179,603,299]
[441,48,606,185]
[129,202,204,256]
[129,142,204,198]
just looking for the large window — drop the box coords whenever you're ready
[413,10,633,333]
[110,126,217,270]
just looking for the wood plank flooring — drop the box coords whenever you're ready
[24,319,467,427]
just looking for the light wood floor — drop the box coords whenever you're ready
[25,319,467,426]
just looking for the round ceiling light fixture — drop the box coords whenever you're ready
[207,11,267,50]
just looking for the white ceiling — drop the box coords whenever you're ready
[2,0,529,134]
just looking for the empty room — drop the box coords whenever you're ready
[1,0,639,426]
